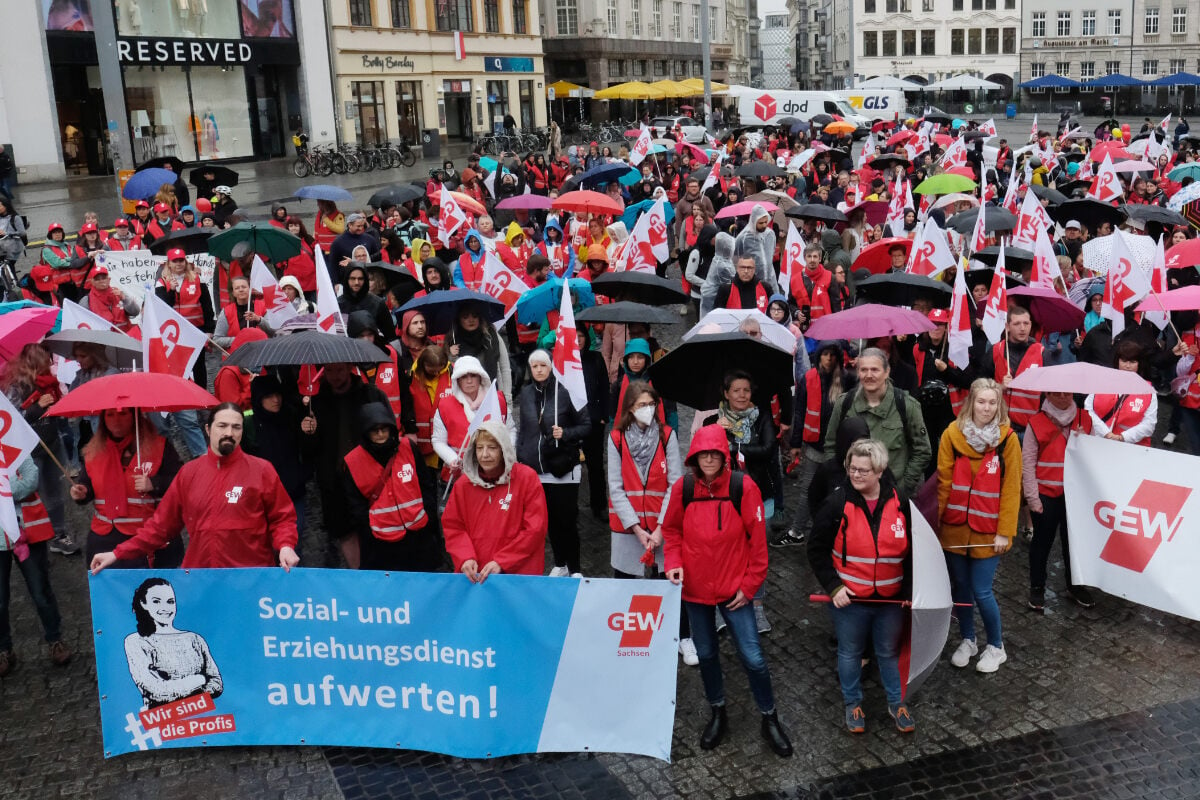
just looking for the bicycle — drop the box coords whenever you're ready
[0,234,23,302]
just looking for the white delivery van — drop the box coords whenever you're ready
[836,90,907,122]
[736,90,871,137]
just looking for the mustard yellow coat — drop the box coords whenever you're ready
[936,421,1023,558]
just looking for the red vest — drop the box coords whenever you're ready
[607,428,672,533]
[616,373,666,427]
[19,494,53,545]
[1028,412,1071,498]
[411,372,453,456]
[222,300,266,334]
[106,235,142,252]
[436,392,508,478]
[87,289,133,333]
[725,281,769,312]
[992,340,1044,427]
[794,268,833,318]
[832,492,908,598]
[146,218,183,243]
[86,436,166,536]
[539,241,570,276]
[344,439,428,540]
[314,213,341,250]
[374,346,405,420]
[801,368,823,444]
[1180,330,1200,409]
[1091,394,1152,446]
[160,275,206,327]
[456,253,486,290]
[913,341,966,415]
[941,434,1010,534]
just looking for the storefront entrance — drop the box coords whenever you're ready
[51,64,111,176]
[444,85,473,141]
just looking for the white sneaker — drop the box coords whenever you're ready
[975,644,1007,673]
[678,637,699,666]
[548,566,570,577]
[570,572,583,578]
[1163,432,1177,445]
[949,638,978,668]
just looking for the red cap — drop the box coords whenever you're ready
[153,202,170,214]
[92,264,109,277]
[113,218,130,228]
[47,221,64,234]
[927,308,950,324]
[166,247,187,261]
[136,200,150,209]
[80,222,98,234]
[31,264,57,288]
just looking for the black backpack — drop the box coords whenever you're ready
[681,470,750,538]
[840,386,914,450]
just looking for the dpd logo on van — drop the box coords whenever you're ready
[608,595,664,652]
[754,94,777,121]
[1094,479,1192,573]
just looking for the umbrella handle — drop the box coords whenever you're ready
[809,593,972,608]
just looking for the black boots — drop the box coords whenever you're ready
[761,711,793,757]
[699,705,727,750]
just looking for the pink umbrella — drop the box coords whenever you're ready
[1008,286,1085,333]
[1135,285,1200,312]
[1010,362,1153,395]
[805,303,935,340]
[495,194,553,210]
[675,140,710,165]
[0,306,59,362]
[1110,159,1156,173]
[715,200,778,220]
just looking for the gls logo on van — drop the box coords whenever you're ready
[847,95,892,110]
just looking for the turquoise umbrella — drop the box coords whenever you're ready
[515,275,595,325]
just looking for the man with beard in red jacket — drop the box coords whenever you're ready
[88,404,300,572]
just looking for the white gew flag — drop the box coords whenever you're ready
[981,247,1009,345]
[624,209,660,274]
[0,471,22,550]
[630,124,653,166]
[552,281,588,410]
[947,258,974,370]
[702,150,724,194]
[645,199,670,263]
[1103,230,1153,336]
[437,185,469,247]
[781,222,804,303]
[60,299,118,332]
[466,379,503,438]
[480,250,530,325]
[906,216,955,278]
[312,245,345,335]
[0,388,42,545]
[1011,189,1051,250]
[1089,154,1123,203]
[1143,235,1170,331]
[249,256,298,329]
[141,292,207,378]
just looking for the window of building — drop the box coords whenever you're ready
[608,0,619,33]
[1057,11,1070,36]
[693,59,702,72]
[1055,61,1069,76]
[1145,8,1158,35]
[673,2,681,37]
[923,0,934,10]
[1004,0,1014,7]
[1105,60,1121,74]
[1030,63,1045,79]
[632,59,646,76]
[971,0,981,9]
[1143,59,1158,75]
[968,27,981,54]
[692,3,699,39]
[886,0,896,12]
[352,81,386,146]
[1108,9,1121,35]
[631,0,641,35]
[485,0,500,32]
[863,30,878,56]
[513,0,527,32]
[652,0,663,37]
[984,0,994,8]
[902,29,916,55]
[438,0,474,30]
[711,5,717,33]
[985,27,998,53]
[518,80,534,129]
[653,59,666,76]
[921,28,935,53]
[608,60,622,77]
[1032,11,1045,37]
[675,59,687,76]
[952,0,962,9]
[395,81,423,142]
[1080,61,1095,79]
[1002,27,1015,52]
[882,29,896,55]
[1173,7,1186,34]
[1171,58,1187,73]
[486,80,510,131]
[349,0,372,26]
[951,28,964,54]
[865,0,876,11]
[1081,10,1095,35]
[389,0,410,27]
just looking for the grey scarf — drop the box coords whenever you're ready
[959,417,1001,453]
[624,421,661,481]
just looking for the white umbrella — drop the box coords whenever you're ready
[926,74,1003,91]
[1082,232,1155,275]
[1110,159,1156,173]
[685,309,797,354]
[932,192,979,210]
[857,76,924,91]
[902,502,954,699]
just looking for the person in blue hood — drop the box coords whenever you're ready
[178,205,199,228]
[453,229,487,290]
[535,218,576,277]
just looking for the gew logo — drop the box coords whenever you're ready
[1094,480,1192,573]
[608,595,664,649]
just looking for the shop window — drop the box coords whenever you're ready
[487,80,511,131]
[352,80,387,146]
[485,0,500,32]
[391,0,411,27]
[349,0,373,26]
[116,0,242,38]
[438,0,474,31]
[396,81,423,143]
[513,0,528,33]
[125,66,255,163]
[519,80,534,129]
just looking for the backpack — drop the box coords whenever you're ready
[681,470,749,538]
[840,386,914,451]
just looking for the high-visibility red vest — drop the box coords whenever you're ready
[221,300,266,334]
[725,281,769,312]
[411,371,453,456]
[146,218,183,243]
[539,241,570,276]
[1028,412,1071,498]
[832,491,908,598]
[105,236,142,251]
[159,275,205,327]
[1091,394,1153,446]
[373,346,405,420]
[941,434,1011,534]
[801,368,823,444]
[436,392,508,479]
[913,341,966,415]
[607,428,672,533]
[87,289,134,333]
[993,340,1044,427]
[86,435,166,536]
[313,213,341,251]
[456,253,486,290]
[344,438,428,541]
[616,373,666,427]
[19,493,53,545]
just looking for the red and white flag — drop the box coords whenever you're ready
[969,200,988,254]
[630,124,653,166]
[1001,170,1021,216]
[465,380,503,437]
[250,256,298,329]
[453,31,466,60]
[1089,154,1123,203]
[1011,189,1051,250]
[981,248,1009,344]
[60,299,118,333]
[781,222,804,301]
[480,250,530,324]
[624,207,661,273]
[939,137,968,170]
[1077,156,1094,180]
[0,390,39,549]
[978,119,997,137]
[141,292,207,378]
[312,246,345,334]
[1143,235,1170,331]
[917,190,932,221]
[702,150,724,194]
[552,283,588,410]
[645,199,670,262]
[906,217,955,278]
[1030,224,1063,290]
[1029,114,1039,143]
[887,177,907,238]
[948,259,974,370]
[437,186,469,247]
[1103,231,1153,336]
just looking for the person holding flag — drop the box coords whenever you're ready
[154,248,215,386]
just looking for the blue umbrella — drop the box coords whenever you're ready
[294,184,354,202]
[396,289,505,335]
[122,168,180,200]
[515,276,595,325]
[1168,162,1200,183]
[578,162,636,188]
[619,168,644,187]
[621,199,676,232]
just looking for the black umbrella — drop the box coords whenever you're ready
[854,273,952,309]
[1123,204,1187,227]
[367,184,425,209]
[147,228,214,256]
[810,113,836,127]
[1029,185,1068,205]
[869,154,911,170]
[735,162,786,178]
[777,116,803,127]
[1048,198,1128,231]
[964,267,1027,293]
[689,166,714,185]
[396,289,505,334]
[574,301,681,325]
[43,329,142,370]
[786,203,847,224]
[970,245,1035,270]
[945,206,1017,235]
[355,260,424,294]
[922,109,953,125]
[647,332,794,409]
[589,272,688,306]
[1057,179,1092,198]
[223,330,389,370]
[188,165,240,188]
[1061,151,1088,163]
[137,156,186,174]
[961,130,988,142]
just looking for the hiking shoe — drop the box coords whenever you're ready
[48,534,80,556]
[1069,586,1096,608]
[48,641,72,666]
[975,644,1007,673]
[0,650,13,677]
[770,529,807,548]
[678,638,699,666]
[1028,586,1046,613]
[950,638,978,668]
[755,604,772,634]
[548,565,570,578]
[889,703,915,733]
[845,705,866,733]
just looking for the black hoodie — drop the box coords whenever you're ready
[339,265,396,339]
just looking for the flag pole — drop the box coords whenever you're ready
[38,440,72,479]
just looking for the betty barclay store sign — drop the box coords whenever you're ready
[361,55,416,71]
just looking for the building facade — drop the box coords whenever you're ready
[760,12,794,89]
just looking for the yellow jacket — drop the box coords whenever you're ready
[936,420,1023,557]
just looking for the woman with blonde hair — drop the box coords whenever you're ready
[936,378,1023,674]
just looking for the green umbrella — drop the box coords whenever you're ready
[207,222,303,262]
[913,174,978,195]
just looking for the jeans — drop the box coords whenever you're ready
[945,553,1003,648]
[33,435,67,540]
[1030,494,1076,590]
[790,445,827,535]
[685,600,776,714]
[0,542,62,651]
[149,411,207,460]
[830,602,904,708]
[581,422,607,516]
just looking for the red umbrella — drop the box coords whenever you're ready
[852,237,914,275]
[873,120,895,133]
[0,306,59,362]
[887,130,916,147]
[1089,141,1134,162]
[47,372,219,417]
[805,303,934,340]
[933,133,952,148]
[1164,239,1200,270]
[1010,362,1152,395]
[1008,286,1085,333]
[553,190,624,216]
[448,190,486,217]
[715,200,779,220]
[1135,286,1200,312]
[675,140,710,165]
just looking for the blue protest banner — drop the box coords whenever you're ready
[91,569,680,760]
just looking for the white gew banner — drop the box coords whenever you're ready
[95,250,218,316]
[1065,434,1200,621]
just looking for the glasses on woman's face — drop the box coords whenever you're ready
[634,400,657,410]
[847,466,874,477]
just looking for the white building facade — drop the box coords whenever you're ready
[760,12,795,89]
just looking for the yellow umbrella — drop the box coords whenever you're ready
[546,80,582,97]
[595,81,668,100]
[649,79,690,98]
[679,78,729,94]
